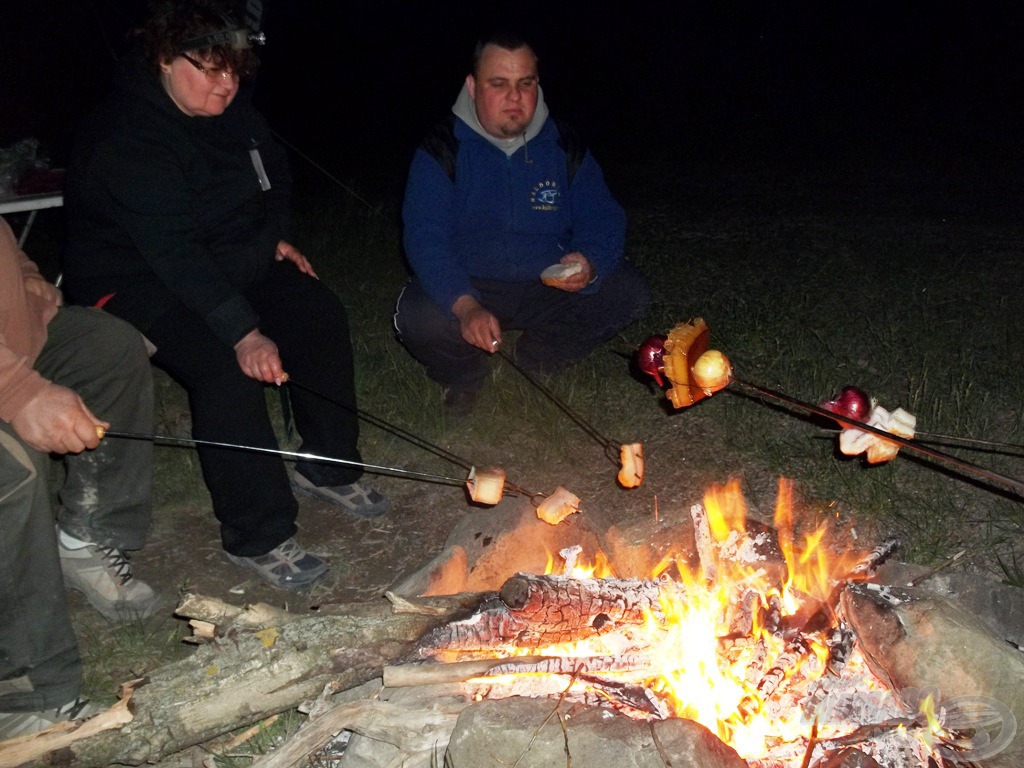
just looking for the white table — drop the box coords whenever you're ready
[0,192,64,248]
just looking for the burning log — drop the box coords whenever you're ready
[691,502,719,583]
[499,572,671,626]
[763,592,784,636]
[800,624,857,723]
[847,537,901,581]
[824,624,857,678]
[737,541,899,722]
[572,675,670,718]
[385,656,669,719]
[725,587,761,637]
[743,638,769,687]
[417,573,677,654]
[819,715,927,753]
[558,544,583,573]
[815,747,883,768]
[737,635,812,719]
[465,673,670,720]
[485,654,652,678]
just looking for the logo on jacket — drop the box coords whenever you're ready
[530,180,561,211]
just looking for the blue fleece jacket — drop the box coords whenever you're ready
[402,115,626,314]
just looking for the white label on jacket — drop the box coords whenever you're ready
[250,148,272,191]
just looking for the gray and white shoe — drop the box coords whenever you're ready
[0,697,102,740]
[226,537,329,590]
[292,473,392,518]
[58,536,161,623]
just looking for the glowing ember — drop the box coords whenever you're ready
[453,479,950,767]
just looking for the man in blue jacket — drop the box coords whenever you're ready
[396,33,650,416]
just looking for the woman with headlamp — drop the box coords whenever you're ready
[63,0,390,590]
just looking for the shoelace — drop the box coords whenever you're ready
[55,698,92,719]
[273,539,306,563]
[98,547,134,585]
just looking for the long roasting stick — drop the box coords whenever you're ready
[497,349,622,460]
[102,429,542,500]
[102,430,468,486]
[730,377,1024,496]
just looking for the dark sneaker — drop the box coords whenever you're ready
[292,473,392,518]
[226,537,329,590]
[0,697,102,740]
[443,388,477,419]
[58,536,161,623]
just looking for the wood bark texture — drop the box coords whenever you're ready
[7,593,487,768]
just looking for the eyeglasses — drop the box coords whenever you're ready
[180,53,236,82]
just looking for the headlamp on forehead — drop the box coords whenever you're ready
[180,18,266,52]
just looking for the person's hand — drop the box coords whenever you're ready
[550,252,594,293]
[23,275,63,307]
[275,240,318,279]
[452,295,502,353]
[234,329,287,384]
[10,384,107,454]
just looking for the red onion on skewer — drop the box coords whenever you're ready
[819,385,872,423]
[636,334,668,386]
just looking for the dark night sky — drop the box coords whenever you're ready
[3,1,1024,209]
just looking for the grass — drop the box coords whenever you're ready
[77,610,192,700]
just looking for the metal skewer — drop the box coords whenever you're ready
[106,428,542,501]
[729,377,1024,496]
[908,432,1024,458]
[103,430,470,487]
[496,349,623,463]
[286,378,474,471]
[282,378,538,498]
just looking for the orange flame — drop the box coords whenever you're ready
[466,479,911,764]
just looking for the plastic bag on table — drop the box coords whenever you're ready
[0,138,40,197]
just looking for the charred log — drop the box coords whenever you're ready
[499,572,670,626]
[419,573,676,654]
[738,635,812,719]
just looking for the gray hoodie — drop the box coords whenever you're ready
[451,83,550,157]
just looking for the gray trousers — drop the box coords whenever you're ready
[0,307,153,711]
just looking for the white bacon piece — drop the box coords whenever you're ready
[839,405,917,464]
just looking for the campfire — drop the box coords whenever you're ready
[401,478,976,767]
[6,478,1020,768]
[6,314,1019,767]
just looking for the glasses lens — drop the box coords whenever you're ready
[182,54,234,82]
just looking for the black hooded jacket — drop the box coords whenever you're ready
[63,54,292,348]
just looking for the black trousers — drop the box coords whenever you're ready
[394,263,651,392]
[113,261,363,557]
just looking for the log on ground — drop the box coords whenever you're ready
[10,593,487,768]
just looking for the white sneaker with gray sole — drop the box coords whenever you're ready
[58,537,161,623]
